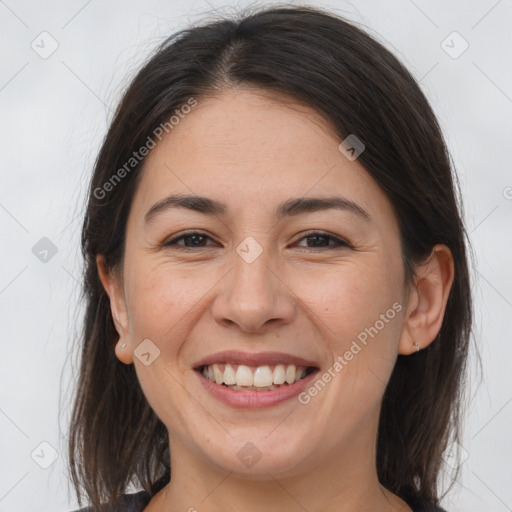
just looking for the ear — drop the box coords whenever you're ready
[398,244,455,355]
[96,255,133,364]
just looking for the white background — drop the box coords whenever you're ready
[0,0,511,510]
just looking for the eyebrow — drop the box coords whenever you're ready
[144,194,372,225]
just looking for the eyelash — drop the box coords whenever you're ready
[163,230,351,251]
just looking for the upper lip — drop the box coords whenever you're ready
[193,350,320,369]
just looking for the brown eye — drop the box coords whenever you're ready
[164,231,218,249]
[295,231,351,250]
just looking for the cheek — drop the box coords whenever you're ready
[290,258,403,407]
[124,261,193,342]
[289,258,402,345]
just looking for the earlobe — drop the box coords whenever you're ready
[114,339,133,365]
[96,255,133,364]
[398,244,455,355]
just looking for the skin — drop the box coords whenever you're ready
[97,87,454,512]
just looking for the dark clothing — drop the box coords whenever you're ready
[70,489,448,511]
[407,493,448,512]
[70,491,151,512]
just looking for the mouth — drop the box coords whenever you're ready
[192,351,321,408]
[196,363,318,391]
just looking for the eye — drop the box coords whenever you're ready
[294,230,351,250]
[162,230,351,251]
[163,231,218,249]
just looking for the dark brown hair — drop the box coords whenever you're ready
[67,4,473,510]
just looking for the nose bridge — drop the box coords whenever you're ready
[234,241,274,302]
[212,238,294,332]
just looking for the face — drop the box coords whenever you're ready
[106,87,413,479]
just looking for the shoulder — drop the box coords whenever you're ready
[69,490,152,512]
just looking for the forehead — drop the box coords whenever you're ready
[130,88,395,226]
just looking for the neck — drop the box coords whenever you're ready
[147,425,412,512]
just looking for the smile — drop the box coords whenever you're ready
[193,350,321,408]
[200,363,315,390]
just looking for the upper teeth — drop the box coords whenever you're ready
[202,363,308,387]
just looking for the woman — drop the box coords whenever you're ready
[67,5,472,512]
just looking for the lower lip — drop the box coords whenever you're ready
[195,368,320,409]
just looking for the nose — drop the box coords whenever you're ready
[211,245,296,333]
